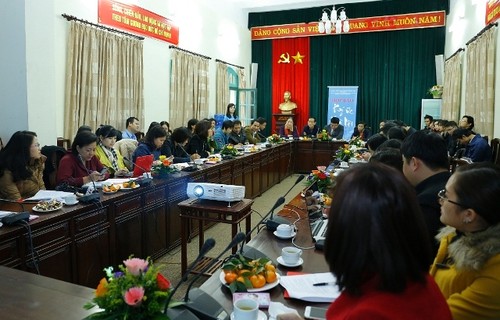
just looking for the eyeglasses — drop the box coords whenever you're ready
[437,189,466,207]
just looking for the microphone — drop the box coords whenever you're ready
[181,232,246,320]
[257,131,267,142]
[164,238,216,316]
[265,174,305,231]
[123,157,152,186]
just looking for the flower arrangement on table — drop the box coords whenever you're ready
[349,136,366,149]
[151,155,178,178]
[268,134,284,144]
[336,144,353,161]
[84,257,180,319]
[305,169,333,193]
[317,129,330,141]
[428,85,443,98]
[220,144,239,156]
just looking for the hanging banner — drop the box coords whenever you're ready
[486,0,500,24]
[98,0,179,44]
[252,11,445,40]
[327,86,359,140]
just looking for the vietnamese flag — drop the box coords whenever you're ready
[272,37,310,134]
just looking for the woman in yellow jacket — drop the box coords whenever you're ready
[95,125,129,177]
[430,163,500,320]
[0,131,45,200]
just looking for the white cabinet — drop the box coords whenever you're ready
[420,99,442,129]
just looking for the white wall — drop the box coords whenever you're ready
[446,0,500,138]
[0,0,251,146]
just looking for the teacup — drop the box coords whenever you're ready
[194,159,204,165]
[276,224,293,237]
[281,246,302,265]
[233,298,258,320]
[63,194,78,205]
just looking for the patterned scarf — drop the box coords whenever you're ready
[100,142,119,171]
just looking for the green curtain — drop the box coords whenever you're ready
[251,0,447,131]
[252,40,273,136]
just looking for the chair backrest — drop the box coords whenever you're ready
[449,157,472,173]
[41,145,67,190]
[491,138,500,165]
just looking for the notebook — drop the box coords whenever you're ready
[133,154,154,177]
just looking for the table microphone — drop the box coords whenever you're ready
[181,232,246,320]
[265,174,305,231]
[123,157,153,186]
[163,238,216,316]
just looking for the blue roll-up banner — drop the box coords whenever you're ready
[327,86,359,140]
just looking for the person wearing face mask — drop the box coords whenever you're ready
[95,125,129,177]
[56,131,110,187]
[0,131,46,200]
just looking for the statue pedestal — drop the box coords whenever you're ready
[273,113,296,135]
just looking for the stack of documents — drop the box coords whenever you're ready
[280,272,341,302]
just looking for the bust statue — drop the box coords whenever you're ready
[279,91,297,114]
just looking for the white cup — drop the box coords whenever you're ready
[63,194,78,205]
[194,159,204,165]
[276,224,293,237]
[281,246,302,265]
[233,298,258,320]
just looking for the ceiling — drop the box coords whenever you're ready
[225,0,380,12]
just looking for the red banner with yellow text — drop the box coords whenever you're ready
[98,0,179,44]
[252,11,445,40]
[486,0,500,24]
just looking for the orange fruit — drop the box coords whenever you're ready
[224,272,237,284]
[264,264,276,272]
[249,274,266,288]
[265,270,277,283]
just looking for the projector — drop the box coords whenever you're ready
[187,183,245,202]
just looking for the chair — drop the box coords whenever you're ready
[41,145,67,190]
[450,157,472,173]
[491,138,500,165]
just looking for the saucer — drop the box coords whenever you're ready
[277,256,303,267]
[273,231,296,240]
[230,310,267,320]
[63,200,79,206]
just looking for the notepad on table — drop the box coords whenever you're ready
[280,272,340,303]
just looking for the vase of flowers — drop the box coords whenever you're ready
[84,257,180,319]
[428,85,443,99]
[305,169,333,193]
[268,134,283,144]
[151,155,178,179]
[317,129,330,141]
[349,137,365,149]
[220,144,239,157]
[336,144,352,161]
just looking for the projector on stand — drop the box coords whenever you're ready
[187,183,245,206]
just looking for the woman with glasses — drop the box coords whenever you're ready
[0,131,46,200]
[431,163,500,319]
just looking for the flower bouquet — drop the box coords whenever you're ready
[349,136,365,149]
[305,169,333,193]
[268,134,283,144]
[336,144,352,161]
[317,129,330,141]
[220,144,239,156]
[428,85,443,98]
[151,155,178,178]
[84,257,180,319]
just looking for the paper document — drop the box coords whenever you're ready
[279,272,341,302]
[25,190,75,201]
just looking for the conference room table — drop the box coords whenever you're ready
[199,189,332,317]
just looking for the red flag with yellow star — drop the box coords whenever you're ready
[271,37,310,134]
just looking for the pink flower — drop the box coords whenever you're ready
[123,287,145,307]
[123,258,149,276]
[157,273,171,291]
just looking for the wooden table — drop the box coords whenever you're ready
[0,265,95,319]
[178,198,254,275]
[199,192,331,317]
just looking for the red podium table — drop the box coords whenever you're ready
[178,198,254,275]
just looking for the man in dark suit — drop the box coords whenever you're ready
[401,131,450,255]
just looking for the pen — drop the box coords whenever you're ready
[313,282,332,286]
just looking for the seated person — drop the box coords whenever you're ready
[95,125,129,177]
[323,117,344,139]
[161,127,198,163]
[431,163,500,319]
[0,131,46,200]
[279,117,299,139]
[361,133,388,161]
[302,117,319,137]
[256,117,268,142]
[244,119,262,145]
[452,128,492,162]
[186,118,198,136]
[213,120,234,152]
[228,120,247,145]
[56,131,110,187]
[186,120,212,158]
[223,103,238,121]
[351,121,371,141]
[132,125,168,162]
[369,147,403,171]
